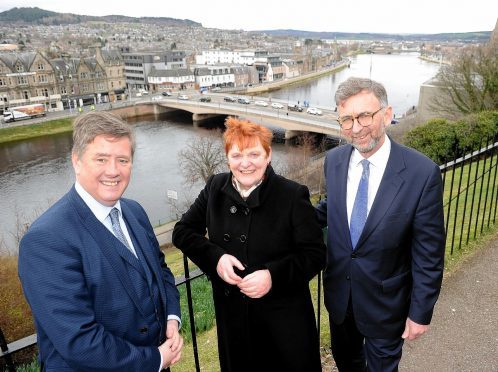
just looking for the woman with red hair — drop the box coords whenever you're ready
[173,117,325,371]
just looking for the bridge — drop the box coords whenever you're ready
[142,93,341,140]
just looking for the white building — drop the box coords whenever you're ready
[195,50,256,65]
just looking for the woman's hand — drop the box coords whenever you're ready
[238,269,272,298]
[216,254,244,285]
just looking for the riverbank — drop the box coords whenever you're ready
[0,118,73,144]
[246,60,350,94]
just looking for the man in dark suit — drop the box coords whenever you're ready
[18,111,183,371]
[316,77,445,371]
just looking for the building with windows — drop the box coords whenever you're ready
[0,52,63,113]
[122,51,187,93]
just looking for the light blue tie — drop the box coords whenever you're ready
[350,160,370,249]
[109,207,131,251]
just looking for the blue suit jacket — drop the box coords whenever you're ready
[18,186,180,371]
[316,140,445,338]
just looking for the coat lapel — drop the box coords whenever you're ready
[356,141,405,249]
[121,201,168,308]
[68,187,146,316]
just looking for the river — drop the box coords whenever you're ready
[0,53,440,252]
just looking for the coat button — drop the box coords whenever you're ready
[346,276,350,280]
[244,208,250,215]
[230,206,237,214]
[351,252,357,258]
[239,234,247,243]
[139,327,148,334]
[224,288,230,296]
[223,233,230,242]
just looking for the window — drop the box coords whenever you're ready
[60,86,67,94]
[17,76,28,85]
[16,64,24,72]
[43,89,48,97]
[23,91,29,99]
[38,75,48,83]
[80,72,88,79]
[38,63,45,70]
[0,78,5,86]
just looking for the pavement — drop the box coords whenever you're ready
[400,237,498,371]
[322,237,498,371]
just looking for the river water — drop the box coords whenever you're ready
[0,53,440,252]
[267,53,441,117]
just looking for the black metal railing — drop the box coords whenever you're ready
[3,136,498,372]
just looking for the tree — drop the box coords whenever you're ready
[177,131,227,186]
[431,44,498,117]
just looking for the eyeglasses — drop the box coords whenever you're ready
[337,107,384,130]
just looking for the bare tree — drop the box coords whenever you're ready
[431,44,498,116]
[177,131,227,187]
[282,133,326,194]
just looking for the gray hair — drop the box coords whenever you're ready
[335,77,388,107]
[72,111,136,158]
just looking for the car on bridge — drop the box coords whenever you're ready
[238,97,251,104]
[199,96,212,102]
[178,94,189,100]
[224,96,237,102]
[271,102,284,109]
[306,107,323,115]
[288,104,303,112]
[254,100,268,107]
[161,91,172,96]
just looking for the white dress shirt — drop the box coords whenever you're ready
[347,136,391,227]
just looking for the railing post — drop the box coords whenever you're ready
[0,327,16,372]
[182,254,201,372]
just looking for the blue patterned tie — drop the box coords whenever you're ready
[350,160,370,249]
[109,208,131,251]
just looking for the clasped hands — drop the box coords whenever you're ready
[158,319,183,368]
[216,254,272,298]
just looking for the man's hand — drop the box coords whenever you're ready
[216,254,244,285]
[402,317,429,341]
[238,269,272,298]
[166,319,182,354]
[159,320,183,368]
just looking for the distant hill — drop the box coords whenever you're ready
[260,29,492,43]
[0,7,202,27]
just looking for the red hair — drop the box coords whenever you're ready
[223,117,273,155]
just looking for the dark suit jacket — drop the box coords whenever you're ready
[316,140,445,338]
[18,186,180,371]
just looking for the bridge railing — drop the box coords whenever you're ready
[3,136,498,371]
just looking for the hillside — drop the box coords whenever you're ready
[0,7,202,27]
[260,29,492,43]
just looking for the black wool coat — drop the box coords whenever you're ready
[173,166,326,372]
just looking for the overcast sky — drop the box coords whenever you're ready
[0,0,496,34]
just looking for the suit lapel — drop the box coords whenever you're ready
[356,141,405,248]
[331,145,354,247]
[68,187,146,316]
[121,202,168,307]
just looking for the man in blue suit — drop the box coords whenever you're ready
[316,77,445,371]
[19,111,183,371]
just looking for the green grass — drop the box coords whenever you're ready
[0,118,73,144]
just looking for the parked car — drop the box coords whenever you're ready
[211,87,221,91]
[254,100,268,107]
[178,94,190,100]
[161,91,172,96]
[224,96,237,102]
[288,103,303,112]
[237,97,251,104]
[152,95,163,101]
[271,102,284,109]
[306,107,323,115]
[200,96,211,102]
